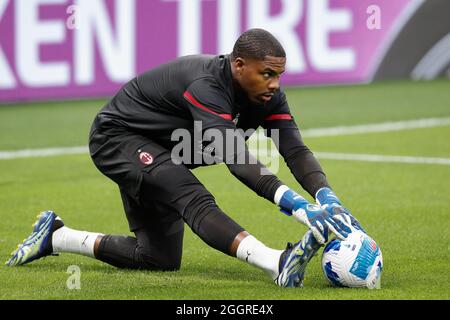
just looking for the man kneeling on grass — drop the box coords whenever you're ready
[7,28,363,287]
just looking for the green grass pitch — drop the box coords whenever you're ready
[0,80,449,300]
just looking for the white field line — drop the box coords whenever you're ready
[0,146,88,160]
[1,145,449,166]
[314,152,450,165]
[249,150,450,166]
[300,117,450,137]
[1,117,450,165]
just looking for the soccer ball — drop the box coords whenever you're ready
[321,230,383,289]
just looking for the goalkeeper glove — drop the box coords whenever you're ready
[315,187,366,233]
[275,186,352,244]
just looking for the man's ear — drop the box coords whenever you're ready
[234,57,245,74]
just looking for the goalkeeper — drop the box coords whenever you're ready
[6,29,363,287]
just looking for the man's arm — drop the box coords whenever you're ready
[206,129,350,244]
[184,81,351,241]
[270,127,365,232]
[270,127,330,198]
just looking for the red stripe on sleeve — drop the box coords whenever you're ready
[264,114,293,121]
[183,91,232,120]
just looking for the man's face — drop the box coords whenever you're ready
[233,55,286,105]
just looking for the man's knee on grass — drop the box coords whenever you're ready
[96,235,181,271]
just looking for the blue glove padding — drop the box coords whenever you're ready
[315,187,366,232]
[279,189,352,244]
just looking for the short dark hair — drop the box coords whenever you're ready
[230,28,286,60]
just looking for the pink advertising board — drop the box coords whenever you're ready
[0,0,421,102]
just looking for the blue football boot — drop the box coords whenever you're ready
[275,230,321,287]
[6,210,64,266]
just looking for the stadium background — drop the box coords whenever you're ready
[0,0,449,300]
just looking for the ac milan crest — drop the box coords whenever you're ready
[139,152,153,165]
